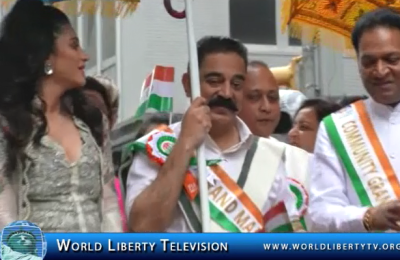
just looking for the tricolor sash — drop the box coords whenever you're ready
[179,137,291,233]
[132,127,294,232]
[324,100,400,207]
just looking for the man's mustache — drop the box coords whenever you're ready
[208,96,238,112]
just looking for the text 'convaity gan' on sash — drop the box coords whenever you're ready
[342,121,390,204]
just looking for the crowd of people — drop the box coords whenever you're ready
[0,0,399,233]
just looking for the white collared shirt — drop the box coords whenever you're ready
[309,98,400,232]
[125,118,292,232]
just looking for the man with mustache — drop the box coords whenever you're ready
[238,60,311,230]
[309,8,400,232]
[125,36,299,232]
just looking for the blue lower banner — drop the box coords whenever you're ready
[37,233,400,259]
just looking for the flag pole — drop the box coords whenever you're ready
[164,0,210,232]
[183,0,210,233]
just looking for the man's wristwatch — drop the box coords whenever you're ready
[363,208,373,231]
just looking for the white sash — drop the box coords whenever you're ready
[284,145,310,215]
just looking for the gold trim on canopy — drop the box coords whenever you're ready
[281,0,400,53]
[0,0,140,17]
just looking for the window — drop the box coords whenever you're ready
[70,15,116,70]
[229,0,302,48]
[230,0,276,45]
[85,16,97,69]
[101,17,116,61]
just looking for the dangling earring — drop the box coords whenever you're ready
[44,62,53,75]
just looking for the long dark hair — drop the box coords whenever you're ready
[0,0,103,176]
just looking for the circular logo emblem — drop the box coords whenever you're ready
[156,135,176,156]
[0,220,46,260]
[287,178,309,216]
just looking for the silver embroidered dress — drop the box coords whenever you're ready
[0,117,122,232]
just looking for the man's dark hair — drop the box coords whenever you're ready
[248,60,269,69]
[195,36,248,68]
[296,99,341,122]
[352,8,400,53]
[338,95,368,107]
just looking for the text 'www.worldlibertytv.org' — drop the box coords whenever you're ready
[263,243,400,251]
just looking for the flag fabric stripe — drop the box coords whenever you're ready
[134,65,175,119]
[263,201,293,232]
[135,94,173,118]
[265,211,292,232]
[271,223,293,232]
[143,66,174,90]
[152,66,174,82]
[263,201,286,222]
[143,74,152,89]
[151,80,174,98]
[266,211,293,232]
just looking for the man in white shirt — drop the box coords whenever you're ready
[238,60,311,231]
[125,36,296,232]
[309,8,400,232]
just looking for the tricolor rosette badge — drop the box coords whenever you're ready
[145,130,222,168]
[145,131,177,165]
[287,177,309,216]
[145,131,213,188]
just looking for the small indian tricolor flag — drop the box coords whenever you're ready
[134,66,174,119]
[264,201,294,232]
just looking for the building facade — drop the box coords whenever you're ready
[2,0,367,123]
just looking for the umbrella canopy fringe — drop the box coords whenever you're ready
[280,0,400,56]
[287,21,356,58]
[280,0,291,34]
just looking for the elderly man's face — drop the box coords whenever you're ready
[238,65,281,138]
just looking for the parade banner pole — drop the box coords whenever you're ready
[164,0,211,232]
